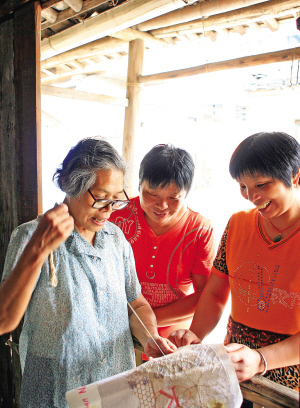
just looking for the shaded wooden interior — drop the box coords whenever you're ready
[0,0,300,406]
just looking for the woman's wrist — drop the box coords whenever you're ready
[255,349,268,376]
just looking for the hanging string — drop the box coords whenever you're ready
[48,249,164,355]
[127,302,165,356]
[49,251,58,287]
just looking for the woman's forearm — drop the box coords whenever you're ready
[0,204,74,336]
[0,246,47,335]
[260,332,300,370]
[190,274,230,341]
[154,291,202,327]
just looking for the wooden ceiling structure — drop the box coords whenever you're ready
[0,1,300,406]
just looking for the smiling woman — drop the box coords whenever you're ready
[169,132,300,407]
[110,144,215,342]
[0,137,176,408]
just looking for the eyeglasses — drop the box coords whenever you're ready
[87,189,130,210]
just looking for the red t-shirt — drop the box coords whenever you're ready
[110,196,215,337]
[213,209,300,335]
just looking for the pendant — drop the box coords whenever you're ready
[273,234,282,243]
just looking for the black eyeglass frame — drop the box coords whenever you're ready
[87,189,130,210]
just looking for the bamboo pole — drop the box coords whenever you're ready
[41,0,184,60]
[41,37,127,69]
[136,0,270,31]
[149,0,300,38]
[139,47,300,85]
[123,39,144,195]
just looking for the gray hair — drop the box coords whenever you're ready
[53,137,127,197]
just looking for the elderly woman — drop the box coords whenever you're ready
[169,132,300,402]
[0,137,175,408]
[110,144,215,340]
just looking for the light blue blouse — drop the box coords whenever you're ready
[2,218,141,408]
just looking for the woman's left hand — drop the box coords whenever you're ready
[144,336,177,359]
[225,343,264,382]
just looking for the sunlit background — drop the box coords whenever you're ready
[41,18,300,343]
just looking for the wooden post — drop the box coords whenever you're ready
[0,1,42,406]
[123,39,144,195]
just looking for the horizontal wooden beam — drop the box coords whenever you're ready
[139,47,300,85]
[137,0,270,31]
[150,0,300,37]
[41,84,128,106]
[240,376,299,408]
[41,36,127,69]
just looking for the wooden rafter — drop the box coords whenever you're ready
[149,0,300,37]
[41,0,109,30]
[41,0,185,60]
[139,47,300,85]
[41,36,127,69]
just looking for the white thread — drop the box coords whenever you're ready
[49,251,58,287]
[127,302,165,356]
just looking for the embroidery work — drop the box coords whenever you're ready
[66,344,243,408]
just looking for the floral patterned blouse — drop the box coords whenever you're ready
[2,218,141,408]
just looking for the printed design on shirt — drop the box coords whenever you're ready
[167,227,211,299]
[271,288,300,309]
[141,282,179,308]
[231,261,279,313]
[112,203,142,244]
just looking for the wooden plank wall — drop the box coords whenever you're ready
[0,1,42,407]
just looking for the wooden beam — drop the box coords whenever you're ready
[41,85,128,106]
[0,0,31,19]
[136,0,270,31]
[41,6,58,23]
[41,36,127,69]
[14,0,43,220]
[149,0,300,38]
[41,0,108,30]
[64,0,83,13]
[123,39,144,195]
[240,376,299,408]
[41,0,184,60]
[263,18,279,32]
[139,47,300,85]
[110,27,168,47]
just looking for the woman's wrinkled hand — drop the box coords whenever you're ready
[30,203,74,255]
[168,329,201,348]
[144,336,177,359]
[225,343,264,382]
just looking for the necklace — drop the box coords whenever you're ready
[269,216,300,242]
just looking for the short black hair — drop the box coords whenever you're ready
[229,132,300,187]
[139,144,194,193]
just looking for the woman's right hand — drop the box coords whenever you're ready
[168,329,201,348]
[29,203,74,256]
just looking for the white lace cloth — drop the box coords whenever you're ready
[66,343,243,408]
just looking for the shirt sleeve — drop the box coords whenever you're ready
[192,223,215,276]
[122,235,141,303]
[212,220,230,279]
[1,222,37,283]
